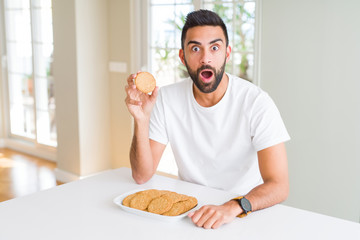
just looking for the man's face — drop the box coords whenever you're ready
[179,26,231,93]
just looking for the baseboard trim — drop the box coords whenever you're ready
[55,168,81,183]
[2,138,56,162]
[55,168,109,183]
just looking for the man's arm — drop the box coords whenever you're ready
[188,142,289,229]
[243,142,289,211]
[125,73,166,184]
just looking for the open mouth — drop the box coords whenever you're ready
[200,70,214,82]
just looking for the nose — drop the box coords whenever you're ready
[200,49,212,64]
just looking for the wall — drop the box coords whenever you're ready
[52,0,81,177]
[52,0,112,181]
[75,0,112,175]
[260,0,360,222]
[108,0,132,169]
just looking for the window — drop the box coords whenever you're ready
[2,0,56,147]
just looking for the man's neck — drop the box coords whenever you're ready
[193,73,229,107]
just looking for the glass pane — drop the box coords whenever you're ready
[8,73,33,104]
[5,9,32,41]
[203,2,233,25]
[32,8,53,43]
[175,56,189,81]
[202,2,233,45]
[34,43,53,77]
[150,48,177,86]
[36,109,56,147]
[4,0,30,9]
[151,0,175,4]
[232,52,253,81]
[8,73,35,138]
[32,0,52,8]
[236,2,255,52]
[7,42,33,75]
[10,103,35,138]
[174,4,193,48]
[34,76,56,146]
[151,5,176,49]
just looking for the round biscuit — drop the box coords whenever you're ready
[147,195,173,214]
[182,197,198,212]
[162,201,186,216]
[122,192,138,207]
[130,192,153,210]
[135,72,156,93]
[162,191,182,203]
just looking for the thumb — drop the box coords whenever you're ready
[150,86,159,101]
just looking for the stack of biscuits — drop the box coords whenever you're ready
[122,189,198,216]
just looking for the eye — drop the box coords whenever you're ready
[212,45,219,51]
[192,46,200,52]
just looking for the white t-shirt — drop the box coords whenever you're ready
[149,74,290,195]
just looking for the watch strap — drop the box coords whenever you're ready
[232,196,252,218]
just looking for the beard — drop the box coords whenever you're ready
[184,57,227,94]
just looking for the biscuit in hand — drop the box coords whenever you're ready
[135,72,156,94]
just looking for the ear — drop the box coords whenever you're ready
[225,45,232,63]
[179,49,185,65]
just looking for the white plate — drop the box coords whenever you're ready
[113,189,199,222]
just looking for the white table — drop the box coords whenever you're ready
[0,167,359,239]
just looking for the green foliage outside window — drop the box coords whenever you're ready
[152,1,255,82]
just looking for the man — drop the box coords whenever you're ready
[125,9,290,229]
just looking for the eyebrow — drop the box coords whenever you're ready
[187,38,223,46]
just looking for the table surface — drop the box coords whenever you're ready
[0,167,359,240]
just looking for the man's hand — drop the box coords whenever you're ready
[125,73,159,121]
[188,200,242,229]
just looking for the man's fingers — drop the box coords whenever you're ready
[195,209,215,228]
[189,207,205,223]
[210,219,223,229]
[150,86,159,100]
[190,206,215,227]
[203,215,219,229]
[125,96,142,106]
[127,73,137,85]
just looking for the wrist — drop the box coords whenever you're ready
[225,200,243,217]
[134,117,150,127]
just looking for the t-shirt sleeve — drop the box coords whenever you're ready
[149,89,169,145]
[250,91,290,151]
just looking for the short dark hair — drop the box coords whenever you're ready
[181,9,229,49]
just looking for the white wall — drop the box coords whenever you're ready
[75,0,111,176]
[52,0,112,180]
[261,0,360,222]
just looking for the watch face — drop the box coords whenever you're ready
[240,198,252,212]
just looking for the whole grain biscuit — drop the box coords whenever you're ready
[162,191,183,203]
[130,193,152,210]
[179,194,191,201]
[162,201,186,216]
[182,197,198,212]
[135,72,156,94]
[142,189,162,199]
[147,195,173,214]
[122,192,138,207]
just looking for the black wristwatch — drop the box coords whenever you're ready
[234,196,252,217]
